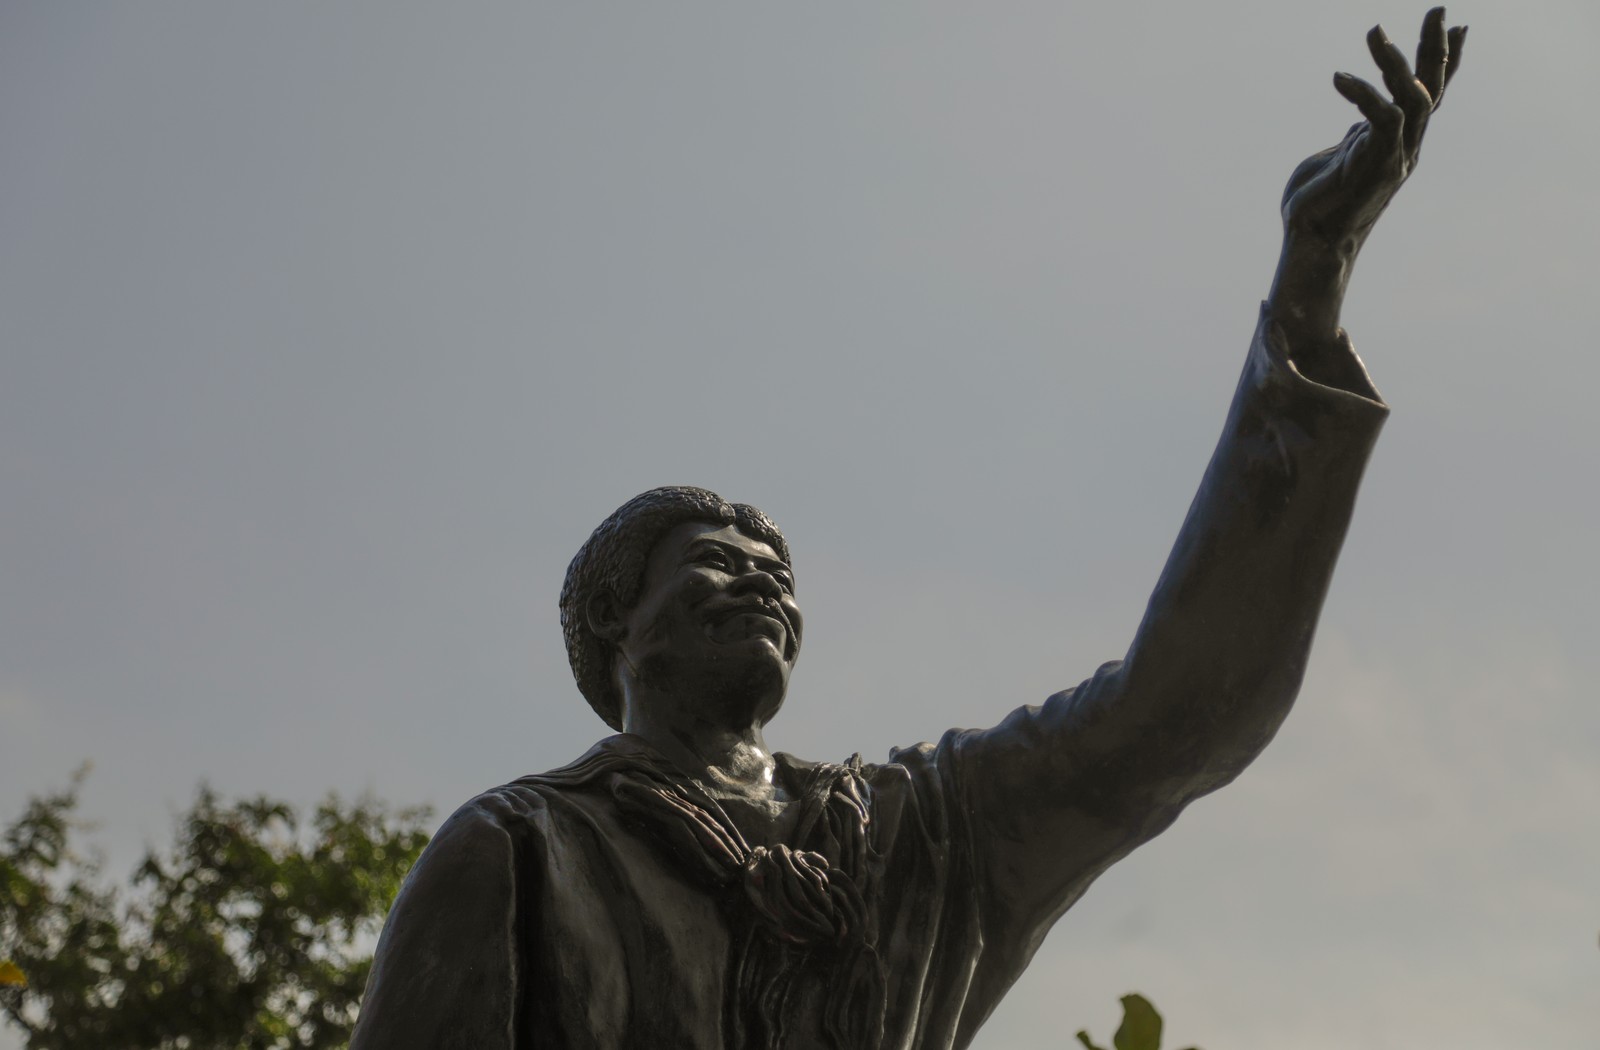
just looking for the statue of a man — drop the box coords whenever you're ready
[352,12,1465,1049]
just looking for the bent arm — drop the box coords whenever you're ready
[915,12,1464,1028]
[946,8,1468,951]
[983,306,1385,821]
[934,309,1387,1012]
[1097,306,1386,803]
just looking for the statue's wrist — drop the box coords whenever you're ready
[1280,224,1362,269]
[1268,230,1355,333]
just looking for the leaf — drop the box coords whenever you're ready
[0,960,27,987]
[1076,1030,1110,1050]
[1113,993,1164,1050]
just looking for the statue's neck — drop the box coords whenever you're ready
[622,706,782,804]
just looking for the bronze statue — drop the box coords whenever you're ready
[352,11,1466,1049]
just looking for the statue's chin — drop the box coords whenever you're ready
[705,655,788,728]
[634,646,789,729]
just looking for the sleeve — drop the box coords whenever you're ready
[350,793,530,1050]
[941,305,1390,1010]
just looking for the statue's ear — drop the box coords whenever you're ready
[586,591,627,643]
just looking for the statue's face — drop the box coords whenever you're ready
[612,520,802,726]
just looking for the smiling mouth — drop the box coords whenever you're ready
[704,603,793,652]
[707,603,787,630]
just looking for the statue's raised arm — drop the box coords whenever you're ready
[925,9,1466,1020]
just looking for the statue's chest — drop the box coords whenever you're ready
[528,786,882,1050]
[528,800,735,1049]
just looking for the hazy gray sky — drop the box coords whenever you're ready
[2,3,1595,1048]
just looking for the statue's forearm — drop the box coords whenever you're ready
[1265,231,1362,388]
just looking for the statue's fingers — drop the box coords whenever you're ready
[1439,25,1468,100]
[1333,71,1403,151]
[1415,7,1449,104]
[1367,24,1432,119]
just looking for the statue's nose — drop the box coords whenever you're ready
[733,567,783,600]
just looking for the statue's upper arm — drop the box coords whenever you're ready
[352,794,528,1050]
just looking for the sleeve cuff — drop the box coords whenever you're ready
[1252,301,1388,414]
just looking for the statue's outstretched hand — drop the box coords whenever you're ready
[1266,8,1466,370]
[1280,8,1466,254]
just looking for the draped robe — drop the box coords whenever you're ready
[351,308,1389,1049]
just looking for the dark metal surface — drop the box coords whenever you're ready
[352,12,1464,1049]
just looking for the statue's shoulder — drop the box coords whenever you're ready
[407,735,685,897]
[511,733,679,789]
[428,735,643,838]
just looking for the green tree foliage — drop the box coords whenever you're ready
[0,769,431,1050]
[1076,993,1200,1050]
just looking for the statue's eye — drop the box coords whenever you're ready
[695,548,732,571]
[770,570,795,594]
